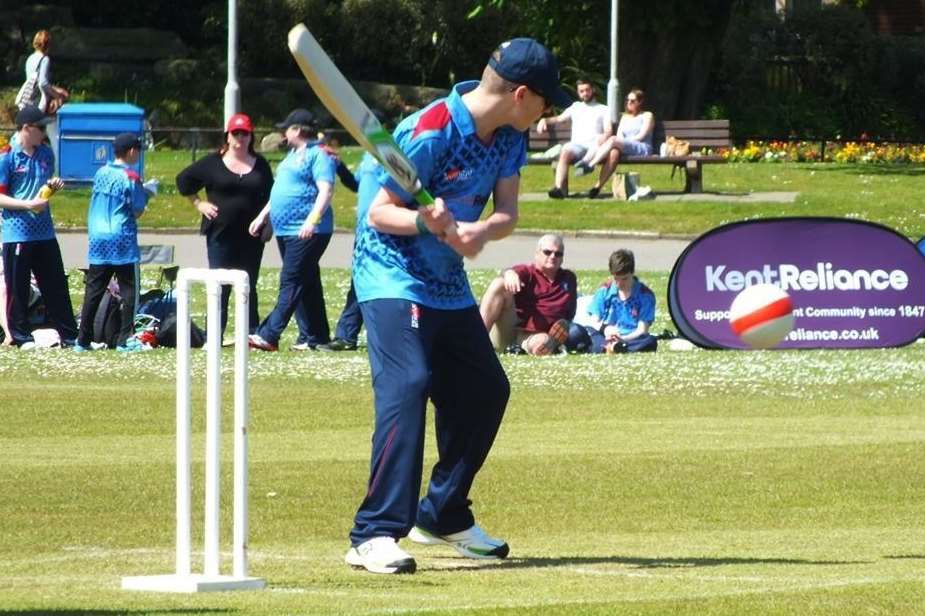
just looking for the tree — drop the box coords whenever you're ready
[468,0,740,120]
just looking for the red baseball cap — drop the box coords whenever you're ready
[226,113,253,133]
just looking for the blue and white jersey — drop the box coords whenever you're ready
[353,80,527,309]
[588,278,656,335]
[0,141,56,243]
[87,161,149,265]
[269,145,336,237]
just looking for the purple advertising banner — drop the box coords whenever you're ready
[669,218,925,349]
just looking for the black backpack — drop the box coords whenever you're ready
[155,312,206,348]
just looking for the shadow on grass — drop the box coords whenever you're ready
[808,165,925,177]
[435,554,867,572]
[884,554,925,560]
[0,611,232,616]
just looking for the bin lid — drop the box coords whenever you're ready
[57,103,145,117]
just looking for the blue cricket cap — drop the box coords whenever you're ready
[488,38,571,109]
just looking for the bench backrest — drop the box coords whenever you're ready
[528,118,731,152]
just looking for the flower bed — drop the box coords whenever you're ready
[722,140,925,164]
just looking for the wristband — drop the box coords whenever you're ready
[307,211,322,226]
[415,212,431,236]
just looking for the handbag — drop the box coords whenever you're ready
[664,135,691,157]
[15,56,46,110]
[259,219,273,243]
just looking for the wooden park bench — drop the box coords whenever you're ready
[528,119,731,194]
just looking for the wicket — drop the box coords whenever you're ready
[122,268,265,593]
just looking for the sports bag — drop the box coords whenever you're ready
[15,56,46,110]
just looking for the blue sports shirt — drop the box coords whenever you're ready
[0,141,56,243]
[587,278,657,335]
[87,161,149,265]
[269,145,336,237]
[353,81,527,309]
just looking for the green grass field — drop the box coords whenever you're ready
[1,268,924,614]
[46,149,925,239]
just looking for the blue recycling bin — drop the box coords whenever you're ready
[56,103,145,183]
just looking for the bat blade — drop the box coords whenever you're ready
[287,24,433,206]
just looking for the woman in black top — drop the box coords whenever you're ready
[175,113,274,334]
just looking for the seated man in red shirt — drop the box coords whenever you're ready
[480,234,577,355]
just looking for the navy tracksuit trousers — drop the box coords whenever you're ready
[350,299,510,545]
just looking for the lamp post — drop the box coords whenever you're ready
[606,0,620,126]
[224,0,241,124]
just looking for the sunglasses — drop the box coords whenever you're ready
[231,129,251,137]
[541,249,564,258]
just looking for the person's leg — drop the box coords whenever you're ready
[333,278,363,344]
[350,298,433,544]
[296,233,332,347]
[76,265,114,347]
[31,239,78,343]
[0,255,11,345]
[244,241,265,334]
[624,333,658,352]
[113,263,138,347]
[205,234,233,336]
[592,148,621,195]
[255,236,308,346]
[478,276,514,331]
[416,305,510,536]
[3,243,36,346]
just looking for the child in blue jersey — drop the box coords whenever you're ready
[344,38,571,575]
[248,109,336,351]
[0,105,77,349]
[567,249,658,353]
[75,132,153,352]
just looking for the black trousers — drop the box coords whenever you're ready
[205,232,264,334]
[76,263,137,348]
[2,239,78,346]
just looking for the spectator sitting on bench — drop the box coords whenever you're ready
[536,79,610,200]
[566,248,658,354]
[480,234,577,355]
[579,88,654,198]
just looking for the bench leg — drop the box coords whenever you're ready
[684,160,703,193]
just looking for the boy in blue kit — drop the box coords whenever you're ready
[0,105,77,349]
[75,133,153,352]
[568,249,659,354]
[345,38,570,574]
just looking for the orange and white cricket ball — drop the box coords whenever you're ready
[729,283,794,349]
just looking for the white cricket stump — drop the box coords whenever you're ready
[122,268,266,593]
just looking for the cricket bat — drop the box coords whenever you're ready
[287,23,436,209]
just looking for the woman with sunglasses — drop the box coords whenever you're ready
[176,113,274,335]
[580,88,654,198]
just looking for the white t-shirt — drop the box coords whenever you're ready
[561,101,610,149]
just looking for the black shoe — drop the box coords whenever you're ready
[547,187,565,199]
[317,338,358,352]
[504,343,527,355]
[588,186,600,199]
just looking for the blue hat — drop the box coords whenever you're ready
[15,105,52,127]
[488,38,571,109]
[113,132,142,152]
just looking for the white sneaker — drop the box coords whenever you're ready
[407,524,509,560]
[345,537,416,574]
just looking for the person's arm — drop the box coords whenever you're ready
[619,288,656,341]
[0,153,50,214]
[298,180,333,240]
[176,156,219,220]
[441,174,519,259]
[335,160,359,193]
[628,112,655,143]
[537,106,572,133]
[128,172,149,219]
[248,202,272,237]
[367,186,455,237]
[502,264,528,294]
[617,319,650,341]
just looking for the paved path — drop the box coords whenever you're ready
[56,229,691,272]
